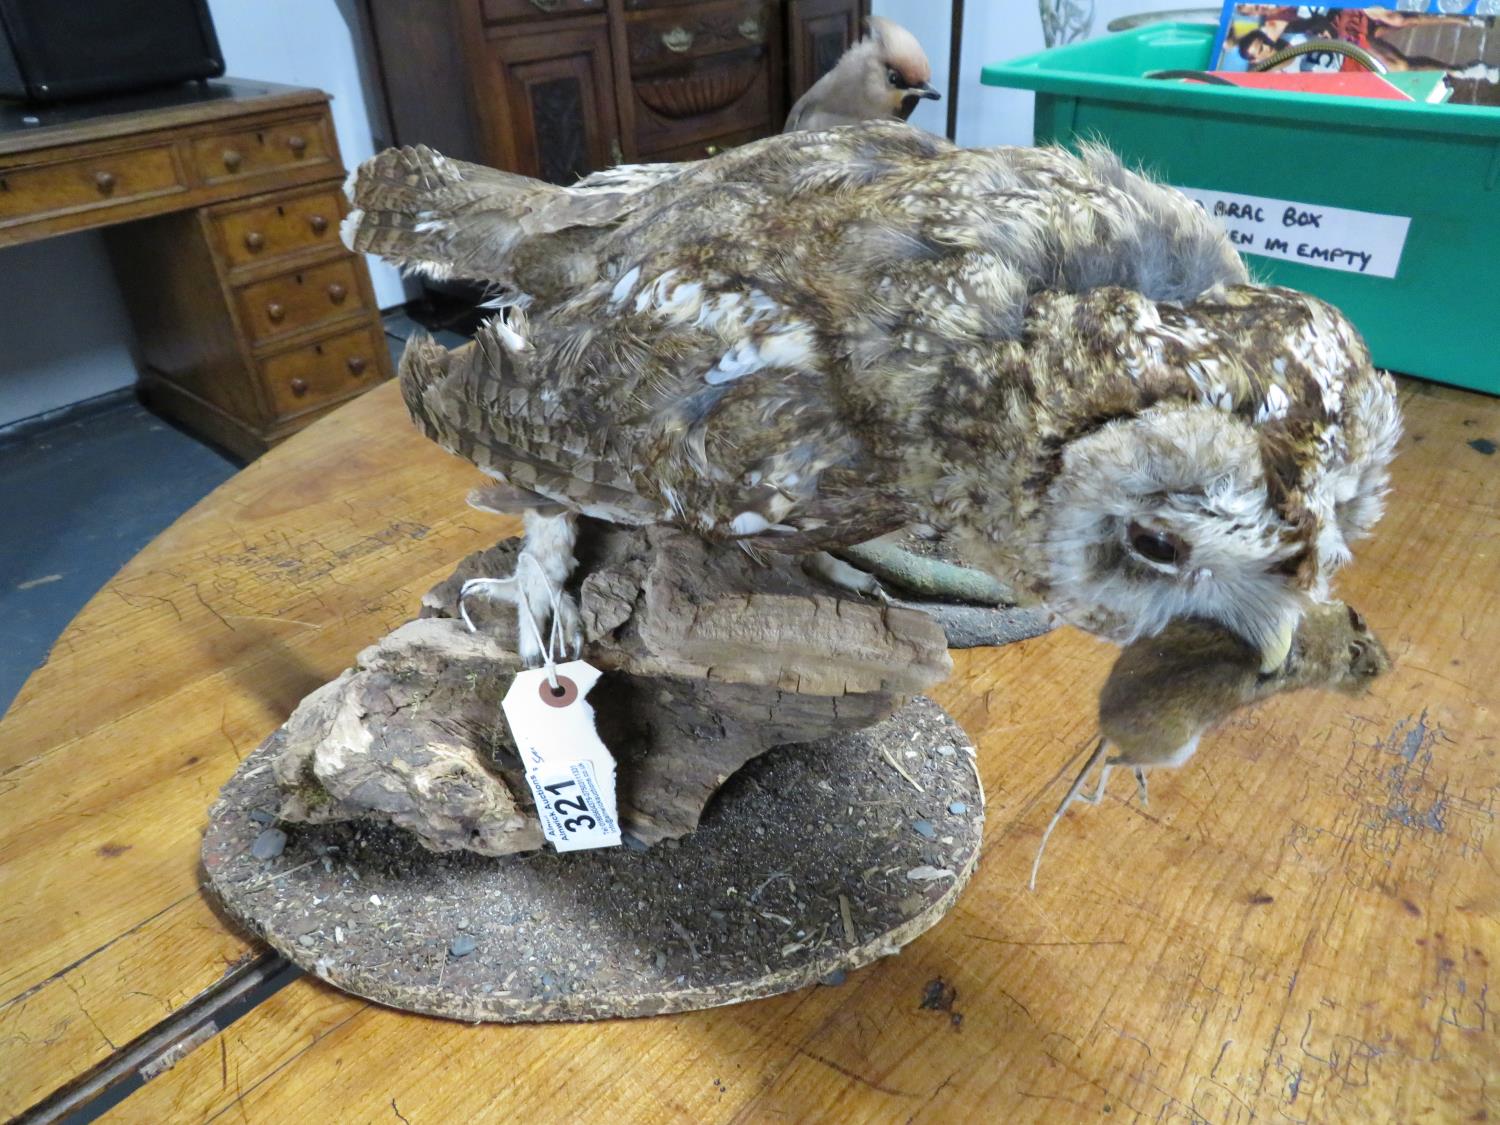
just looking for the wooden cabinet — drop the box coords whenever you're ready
[486,22,622,183]
[787,0,863,103]
[363,0,867,178]
[0,82,393,459]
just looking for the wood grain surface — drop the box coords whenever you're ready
[1,376,1495,1123]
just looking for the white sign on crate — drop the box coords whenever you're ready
[1173,186,1411,279]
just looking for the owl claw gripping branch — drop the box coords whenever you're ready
[344,121,1401,673]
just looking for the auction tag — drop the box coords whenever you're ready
[501,660,622,852]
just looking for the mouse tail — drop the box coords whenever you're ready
[1029,736,1111,892]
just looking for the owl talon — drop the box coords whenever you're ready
[457,511,581,668]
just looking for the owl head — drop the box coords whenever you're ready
[1037,387,1398,669]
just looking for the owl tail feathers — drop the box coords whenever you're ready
[397,317,544,465]
[342,144,640,291]
[396,327,520,461]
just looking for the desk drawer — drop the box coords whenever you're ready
[261,324,385,417]
[0,144,184,227]
[236,256,366,346]
[190,116,332,186]
[214,188,343,269]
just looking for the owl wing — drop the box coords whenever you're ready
[382,123,1250,547]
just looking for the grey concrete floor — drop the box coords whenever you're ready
[1,324,417,716]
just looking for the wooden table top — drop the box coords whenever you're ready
[2,376,1495,1123]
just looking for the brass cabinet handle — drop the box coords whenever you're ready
[327,282,347,304]
[287,134,307,155]
[661,26,693,52]
[244,231,265,251]
[289,377,309,397]
[705,145,720,156]
[266,301,286,323]
[222,149,242,171]
[346,355,368,376]
[738,16,764,40]
[308,214,328,235]
[94,171,116,194]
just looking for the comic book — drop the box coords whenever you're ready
[1209,2,1498,102]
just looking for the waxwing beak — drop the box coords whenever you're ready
[915,82,941,100]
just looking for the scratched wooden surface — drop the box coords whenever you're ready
[1,377,1494,1123]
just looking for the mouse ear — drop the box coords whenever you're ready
[1346,604,1367,633]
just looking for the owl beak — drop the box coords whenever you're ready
[1259,615,1297,673]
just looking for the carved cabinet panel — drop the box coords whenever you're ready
[486,23,621,183]
[787,0,862,103]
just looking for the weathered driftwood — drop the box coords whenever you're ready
[271,519,951,855]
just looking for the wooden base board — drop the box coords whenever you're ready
[204,696,984,1023]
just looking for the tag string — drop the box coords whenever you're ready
[458,553,568,690]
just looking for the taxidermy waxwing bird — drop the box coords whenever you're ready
[784,17,940,132]
[343,121,1402,670]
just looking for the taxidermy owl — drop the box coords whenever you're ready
[343,121,1401,669]
[784,17,940,133]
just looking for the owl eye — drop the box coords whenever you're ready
[1126,521,1187,567]
[887,67,903,87]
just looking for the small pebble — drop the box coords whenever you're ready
[250,828,286,860]
[298,934,316,948]
[623,834,649,853]
[820,969,847,987]
[654,951,668,971]
[934,744,956,757]
[449,935,478,958]
[912,819,937,839]
[457,917,472,931]
[248,808,276,826]
[948,801,968,815]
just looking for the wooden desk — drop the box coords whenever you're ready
[0,79,392,458]
[1,378,1495,1122]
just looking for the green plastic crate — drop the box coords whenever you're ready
[981,23,1500,395]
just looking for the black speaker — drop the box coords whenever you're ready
[0,0,225,103]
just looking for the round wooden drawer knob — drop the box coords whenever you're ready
[288,135,307,155]
[346,356,368,376]
[222,149,242,171]
[308,214,328,235]
[289,377,309,397]
[266,301,286,323]
[244,231,265,252]
[326,282,347,304]
[94,171,116,194]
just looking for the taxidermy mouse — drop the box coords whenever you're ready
[1029,601,1390,890]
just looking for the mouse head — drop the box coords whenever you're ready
[1292,601,1391,694]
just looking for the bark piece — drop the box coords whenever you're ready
[269,520,952,854]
